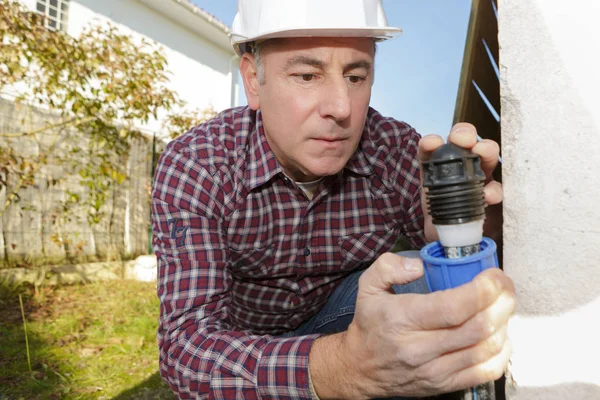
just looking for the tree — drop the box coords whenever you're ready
[0,0,213,264]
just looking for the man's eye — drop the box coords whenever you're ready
[291,74,317,83]
[347,75,366,83]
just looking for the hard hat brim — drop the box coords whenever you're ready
[231,27,402,56]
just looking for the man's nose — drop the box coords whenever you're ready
[319,77,352,122]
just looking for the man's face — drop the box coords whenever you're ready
[242,37,375,182]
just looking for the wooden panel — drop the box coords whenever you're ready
[454,0,501,182]
[480,0,499,64]
[454,0,500,130]
[472,40,500,114]
[464,84,501,145]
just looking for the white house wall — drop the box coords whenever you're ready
[500,0,600,398]
[16,0,238,136]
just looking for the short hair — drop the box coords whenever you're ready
[249,39,378,85]
[250,41,268,85]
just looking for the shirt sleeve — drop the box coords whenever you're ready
[152,143,321,399]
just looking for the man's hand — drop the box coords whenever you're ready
[419,123,503,242]
[328,253,516,399]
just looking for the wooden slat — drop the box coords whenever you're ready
[454,0,500,129]
[464,84,500,145]
[471,40,500,115]
[454,0,482,124]
[480,0,499,65]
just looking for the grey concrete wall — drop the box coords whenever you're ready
[500,0,600,398]
[0,98,153,267]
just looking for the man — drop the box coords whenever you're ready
[151,0,516,399]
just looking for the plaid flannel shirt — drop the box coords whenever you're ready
[151,106,426,399]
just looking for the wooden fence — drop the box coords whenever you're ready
[0,98,155,268]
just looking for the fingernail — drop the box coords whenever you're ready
[451,128,471,140]
[405,258,422,271]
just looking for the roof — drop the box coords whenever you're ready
[137,0,235,55]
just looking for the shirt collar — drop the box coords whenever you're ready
[244,109,374,190]
[343,122,374,177]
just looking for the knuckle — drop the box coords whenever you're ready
[473,313,496,341]
[441,298,467,326]
[397,346,422,369]
[476,272,503,303]
[372,253,393,275]
[468,333,505,367]
[482,138,500,151]
[484,331,505,357]
[374,253,395,271]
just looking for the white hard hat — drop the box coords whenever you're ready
[230,0,402,56]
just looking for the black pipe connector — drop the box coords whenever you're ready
[422,143,486,225]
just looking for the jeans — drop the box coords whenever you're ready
[282,251,433,400]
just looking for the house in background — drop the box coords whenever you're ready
[18,0,240,129]
[0,0,239,266]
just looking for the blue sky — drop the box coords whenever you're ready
[192,0,472,137]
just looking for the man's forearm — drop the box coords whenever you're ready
[309,332,365,400]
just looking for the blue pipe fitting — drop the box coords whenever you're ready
[420,237,499,292]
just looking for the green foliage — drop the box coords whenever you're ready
[164,105,217,140]
[0,0,213,262]
[0,0,174,220]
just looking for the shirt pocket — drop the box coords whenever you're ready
[228,242,275,279]
[338,230,397,271]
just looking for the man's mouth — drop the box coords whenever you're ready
[312,137,348,142]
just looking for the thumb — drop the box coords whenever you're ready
[358,253,424,296]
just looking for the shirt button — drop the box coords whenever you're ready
[303,247,311,257]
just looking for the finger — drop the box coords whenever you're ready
[472,139,500,178]
[423,326,510,380]
[447,123,478,150]
[358,253,425,297]
[484,180,503,205]
[399,268,509,330]
[446,338,513,392]
[418,134,445,162]
[409,279,516,363]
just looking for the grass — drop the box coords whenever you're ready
[0,278,176,399]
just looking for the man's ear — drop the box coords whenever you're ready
[240,53,260,110]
